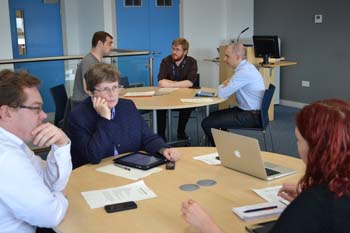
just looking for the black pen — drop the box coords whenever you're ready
[114,164,131,171]
[244,205,278,213]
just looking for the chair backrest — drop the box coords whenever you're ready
[119,76,130,88]
[260,84,275,130]
[192,73,200,89]
[50,84,68,127]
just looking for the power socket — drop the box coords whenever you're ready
[301,81,310,87]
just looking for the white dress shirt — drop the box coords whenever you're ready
[0,127,72,233]
[218,59,265,110]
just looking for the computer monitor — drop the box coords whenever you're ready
[253,35,280,65]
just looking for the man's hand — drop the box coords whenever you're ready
[162,148,180,161]
[92,96,111,120]
[158,79,176,88]
[32,122,69,147]
[221,79,230,87]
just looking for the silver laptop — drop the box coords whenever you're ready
[212,128,297,181]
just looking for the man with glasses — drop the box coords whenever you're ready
[157,38,198,141]
[72,31,114,102]
[0,70,72,232]
[68,63,180,169]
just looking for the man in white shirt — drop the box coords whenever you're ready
[0,70,72,233]
[201,44,265,146]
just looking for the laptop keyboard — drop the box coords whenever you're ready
[265,168,281,176]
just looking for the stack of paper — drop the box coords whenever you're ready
[81,180,157,209]
[232,201,285,221]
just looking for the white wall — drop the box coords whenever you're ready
[60,0,116,95]
[0,0,14,70]
[61,0,116,56]
[181,0,254,88]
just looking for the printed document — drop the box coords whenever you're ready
[81,180,157,209]
[193,152,221,165]
[124,91,155,97]
[181,98,214,103]
[96,164,162,180]
[252,185,290,206]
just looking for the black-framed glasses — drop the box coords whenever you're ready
[18,105,43,114]
[94,85,124,94]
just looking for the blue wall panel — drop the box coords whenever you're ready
[116,0,179,86]
[9,0,64,112]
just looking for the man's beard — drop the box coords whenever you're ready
[172,54,184,62]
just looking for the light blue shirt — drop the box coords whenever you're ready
[111,107,119,157]
[218,60,265,110]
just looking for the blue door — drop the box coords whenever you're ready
[9,0,64,112]
[116,0,179,86]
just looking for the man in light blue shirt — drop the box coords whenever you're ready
[202,44,265,145]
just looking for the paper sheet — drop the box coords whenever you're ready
[193,153,221,165]
[124,91,155,97]
[157,88,178,93]
[96,164,162,180]
[180,98,214,103]
[252,185,290,206]
[81,180,157,209]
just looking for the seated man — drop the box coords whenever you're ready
[68,63,179,169]
[157,38,198,141]
[0,70,72,232]
[202,44,265,146]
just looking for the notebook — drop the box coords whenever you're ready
[211,129,297,181]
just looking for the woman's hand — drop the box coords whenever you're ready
[278,183,300,202]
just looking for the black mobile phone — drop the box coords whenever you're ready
[104,201,137,213]
[166,161,175,170]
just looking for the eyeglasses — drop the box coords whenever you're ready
[172,47,184,52]
[94,85,124,94]
[18,105,43,114]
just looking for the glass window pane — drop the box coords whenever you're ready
[15,10,26,55]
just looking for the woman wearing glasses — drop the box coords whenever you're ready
[181,99,350,233]
[68,63,179,169]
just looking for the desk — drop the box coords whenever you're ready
[121,87,224,140]
[56,147,304,233]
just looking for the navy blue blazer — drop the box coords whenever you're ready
[68,98,168,168]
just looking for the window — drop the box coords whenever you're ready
[156,0,172,7]
[125,0,142,7]
[15,10,26,55]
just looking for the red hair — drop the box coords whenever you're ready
[296,99,350,197]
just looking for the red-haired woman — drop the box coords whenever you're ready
[181,99,350,233]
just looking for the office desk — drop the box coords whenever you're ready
[121,87,224,139]
[56,147,304,233]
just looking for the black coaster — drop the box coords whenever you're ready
[179,184,200,191]
[197,179,217,187]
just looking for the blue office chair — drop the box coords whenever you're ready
[50,84,68,128]
[228,84,275,151]
[120,76,144,88]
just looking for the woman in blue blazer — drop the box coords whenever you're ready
[68,63,179,169]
